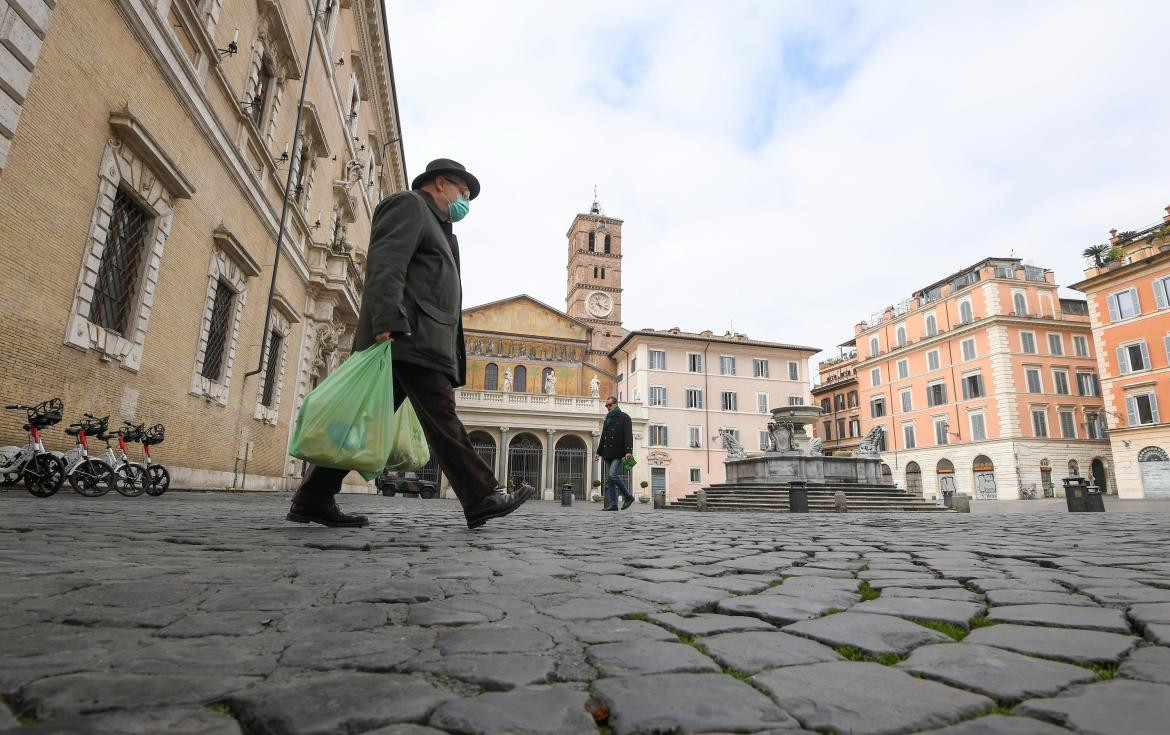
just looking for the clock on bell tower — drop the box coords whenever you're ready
[566,191,626,356]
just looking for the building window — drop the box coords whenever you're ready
[820,397,831,413]
[1020,332,1037,354]
[1053,370,1070,395]
[847,391,858,408]
[1013,291,1027,315]
[927,382,947,407]
[649,386,667,406]
[90,188,152,336]
[1086,411,1103,439]
[649,425,669,446]
[254,302,294,424]
[588,232,595,252]
[593,266,598,278]
[961,373,984,400]
[788,361,798,381]
[897,359,909,379]
[754,358,770,378]
[870,367,881,386]
[688,426,702,448]
[970,412,987,440]
[600,267,606,280]
[687,353,703,372]
[789,396,804,406]
[900,388,912,413]
[259,330,283,407]
[514,365,527,392]
[835,394,846,411]
[961,338,976,361]
[927,350,940,371]
[1059,411,1077,438]
[484,363,499,391]
[1073,335,1089,357]
[1025,368,1043,394]
[757,393,769,413]
[849,418,860,437]
[903,423,916,449]
[1047,334,1063,356]
[1126,393,1160,426]
[720,356,736,375]
[869,336,879,356]
[721,391,738,411]
[251,59,274,128]
[649,349,666,370]
[759,431,770,451]
[631,358,637,373]
[1076,372,1100,397]
[934,418,949,445]
[1106,288,1141,322]
[871,396,886,418]
[823,421,832,440]
[689,468,701,483]
[1118,341,1150,374]
[836,418,846,438]
[925,314,938,337]
[896,325,907,347]
[1032,408,1049,437]
[686,388,703,409]
[959,300,974,324]
[200,281,236,381]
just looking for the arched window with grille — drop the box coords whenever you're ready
[588,233,595,252]
[484,363,499,391]
[604,234,611,253]
[514,365,527,392]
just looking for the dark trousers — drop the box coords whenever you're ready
[293,360,497,508]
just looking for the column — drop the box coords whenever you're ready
[497,426,509,485]
[590,429,601,500]
[544,428,555,499]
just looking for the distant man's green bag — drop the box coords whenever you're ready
[288,341,396,481]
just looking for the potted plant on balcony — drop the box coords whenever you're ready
[639,480,651,503]
[330,234,352,255]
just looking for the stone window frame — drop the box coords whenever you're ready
[254,293,299,425]
[64,113,195,371]
[189,228,261,405]
[902,421,916,449]
[926,348,941,372]
[967,410,987,441]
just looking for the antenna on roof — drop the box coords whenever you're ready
[590,185,601,215]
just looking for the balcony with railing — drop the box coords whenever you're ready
[456,390,608,415]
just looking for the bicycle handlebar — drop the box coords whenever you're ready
[5,405,27,410]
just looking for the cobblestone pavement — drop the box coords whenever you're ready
[3,492,1170,734]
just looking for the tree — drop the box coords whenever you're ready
[1082,244,1114,267]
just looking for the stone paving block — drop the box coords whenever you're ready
[783,612,950,655]
[699,630,842,673]
[408,652,556,689]
[913,714,1074,734]
[1129,602,1170,626]
[850,597,985,627]
[279,629,433,671]
[1083,586,1170,606]
[715,553,799,574]
[689,573,775,594]
[107,635,282,677]
[16,673,258,719]
[716,593,842,625]
[1018,679,1170,735]
[866,577,962,590]
[227,671,450,735]
[428,685,595,734]
[899,643,1097,703]
[753,661,993,735]
[586,639,719,676]
[157,610,277,638]
[363,725,447,735]
[620,580,728,609]
[532,593,653,621]
[201,584,322,612]
[406,597,504,625]
[760,583,861,608]
[1119,646,1170,684]
[625,568,698,583]
[882,586,985,602]
[783,566,856,578]
[969,578,1066,593]
[0,706,243,734]
[1148,624,1170,645]
[647,611,775,637]
[593,672,797,734]
[569,618,677,644]
[965,623,1140,664]
[334,578,445,604]
[777,575,863,592]
[435,625,554,655]
[984,589,1096,607]
[276,603,391,633]
[987,603,1131,633]
[0,702,17,730]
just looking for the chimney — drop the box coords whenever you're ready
[1109,228,1118,244]
[1163,205,1170,223]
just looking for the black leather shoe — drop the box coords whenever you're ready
[621,496,634,510]
[287,501,369,528]
[602,507,618,511]
[465,484,534,529]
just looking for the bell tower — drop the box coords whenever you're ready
[566,190,625,357]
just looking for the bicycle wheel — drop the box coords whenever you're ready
[23,454,64,497]
[69,460,113,497]
[146,465,170,496]
[114,463,148,497]
[0,470,20,487]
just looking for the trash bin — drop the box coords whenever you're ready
[788,480,809,513]
[1084,484,1105,512]
[942,490,955,509]
[561,483,573,507]
[1062,476,1089,512]
[652,489,666,509]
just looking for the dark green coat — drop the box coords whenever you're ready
[353,189,467,386]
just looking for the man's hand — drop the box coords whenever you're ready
[375,331,411,342]
[624,453,633,459]
[594,455,601,462]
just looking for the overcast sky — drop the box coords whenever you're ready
[386,0,1170,364]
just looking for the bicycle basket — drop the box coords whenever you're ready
[29,398,64,428]
[143,424,165,446]
[83,416,109,434]
[121,424,145,442]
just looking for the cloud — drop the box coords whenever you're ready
[386,0,1170,366]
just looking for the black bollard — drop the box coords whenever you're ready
[561,483,573,507]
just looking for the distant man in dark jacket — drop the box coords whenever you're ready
[595,396,634,511]
[287,159,534,529]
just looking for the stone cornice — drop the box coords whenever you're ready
[256,0,304,79]
[108,110,196,199]
[212,227,263,277]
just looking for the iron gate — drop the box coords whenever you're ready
[554,443,588,499]
[507,437,543,491]
[415,454,440,483]
[470,436,497,475]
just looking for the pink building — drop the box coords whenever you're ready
[609,329,817,501]
[854,258,1110,500]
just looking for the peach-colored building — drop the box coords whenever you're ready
[1070,205,1170,498]
[609,329,817,501]
[811,343,861,456]
[854,258,1111,500]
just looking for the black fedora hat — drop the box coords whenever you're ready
[410,158,481,200]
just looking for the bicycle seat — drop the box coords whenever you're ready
[65,426,82,437]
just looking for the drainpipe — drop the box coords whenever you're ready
[703,341,712,475]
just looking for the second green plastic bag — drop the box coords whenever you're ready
[288,341,395,481]
[386,399,430,471]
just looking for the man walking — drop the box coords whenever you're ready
[595,396,634,511]
[287,159,534,529]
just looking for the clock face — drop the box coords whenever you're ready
[587,291,614,318]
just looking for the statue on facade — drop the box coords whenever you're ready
[718,430,747,460]
[544,371,557,395]
[502,367,513,392]
[517,344,527,358]
[809,437,824,456]
[854,426,885,458]
[590,374,601,398]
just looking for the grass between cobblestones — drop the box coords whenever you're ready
[857,581,880,601]
[911,618,967,641]
[1083,661,1120,680]
[834,646,906,666]
[623,612,648,622]
[968,614,995,629]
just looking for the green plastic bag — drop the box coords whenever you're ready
[289,341,395,481]
[386,399,431,470]
[622,456,637,470]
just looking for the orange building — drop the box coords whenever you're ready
[811,343,861,456]
[853,258,1111,501]
[1070,205,1170,498]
